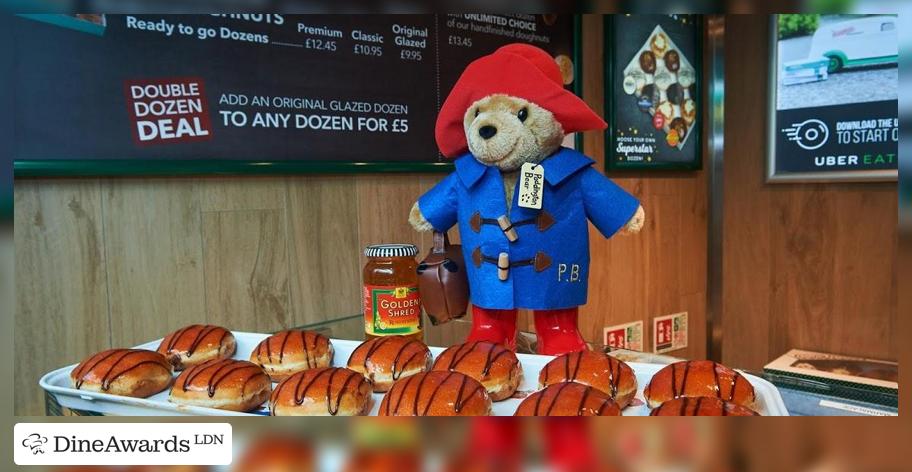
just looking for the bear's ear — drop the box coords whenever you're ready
[462,98,485,129]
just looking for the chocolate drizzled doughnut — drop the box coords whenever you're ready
[432,341,522,401]
[71,349,172,398]
[270,367,371,416]
[379,371,492,416]
[667,83,685,105]
[539,350,638,408]
[157,324,236,370]
[664,49,681,72]
[650,396,760,416]
[347,336,432,392]
[169,358,271,412]
[514,382,621,416]
[639,50,657,74]
[643,360,756,409]
[251,330,334,382]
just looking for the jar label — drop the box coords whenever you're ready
[363,284,421,335]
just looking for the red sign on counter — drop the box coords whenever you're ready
[653,312,688,354]
[603,320,644,351]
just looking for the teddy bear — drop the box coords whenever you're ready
[409,43,645,356]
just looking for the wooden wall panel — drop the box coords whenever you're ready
[723,15,897,369]
[202,209,291,332]
[199,177,286,212]
[102,178,206,347]
[286,176,361,325]
[14,180,111,415]
[354,174,435,263]
[768,186,898,361]
[721,16,773,370]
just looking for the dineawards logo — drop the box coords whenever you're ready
[14,423,232,466]
[781,118,829,150]
[21,433,48,454]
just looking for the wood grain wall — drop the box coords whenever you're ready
[721,15,898,370]
[577,15,709,362]
[13,15,709,415]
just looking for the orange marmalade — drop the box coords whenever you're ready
[362,244,423,341]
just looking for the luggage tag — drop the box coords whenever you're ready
[518,162,544,210]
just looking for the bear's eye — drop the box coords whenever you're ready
[474,108,480,118]
[517,107,528,123]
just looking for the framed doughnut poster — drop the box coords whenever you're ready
[605,15,702,171]
[767,14,897,182]
[10,14,580,176]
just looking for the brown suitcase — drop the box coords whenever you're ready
[417,231,469,325]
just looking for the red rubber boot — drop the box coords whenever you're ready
[543,418,602,472]
[533,307,588,356]
[445,418,521,472]
[467,306,518,351]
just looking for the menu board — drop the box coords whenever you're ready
[9,14,577,176]
[769,14,897,182]
[605,15,701,170]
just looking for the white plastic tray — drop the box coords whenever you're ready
[40,332,789,416]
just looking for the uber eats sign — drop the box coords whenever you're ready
[769,14,897,182]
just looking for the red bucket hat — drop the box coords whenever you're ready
[435,43,607,158]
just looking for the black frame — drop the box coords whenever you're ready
[604,14,703,171]
[766,15,897,183]
[14,15,584,178]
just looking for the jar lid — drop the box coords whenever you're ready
[364,244,418,258]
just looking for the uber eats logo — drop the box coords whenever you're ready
[782,118,829,150]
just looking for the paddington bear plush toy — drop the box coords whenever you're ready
[410,43,645,356]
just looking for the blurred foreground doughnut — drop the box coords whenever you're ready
[235,434,314,472]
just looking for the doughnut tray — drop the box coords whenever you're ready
[40,332,788,416]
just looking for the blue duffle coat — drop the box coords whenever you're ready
[418,147,639,310]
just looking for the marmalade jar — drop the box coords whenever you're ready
[362,244,423,341]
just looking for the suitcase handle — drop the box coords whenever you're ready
[433,231,450,254]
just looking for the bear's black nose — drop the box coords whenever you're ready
[478,125,497,140]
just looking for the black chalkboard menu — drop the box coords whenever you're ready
[605,15,702,171]
[10,14,577,176]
